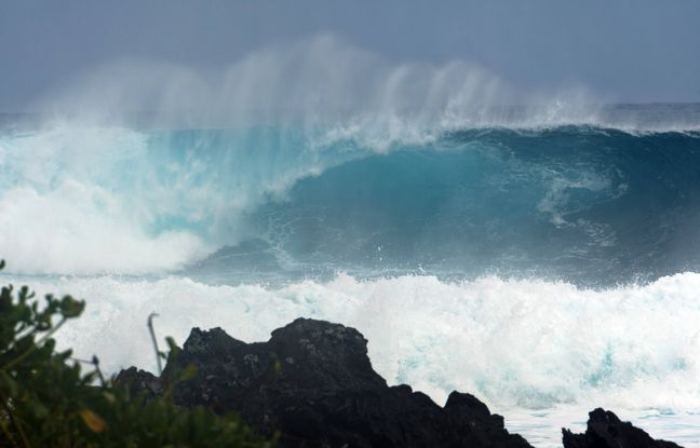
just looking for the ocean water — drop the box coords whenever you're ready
[2,103,700,446]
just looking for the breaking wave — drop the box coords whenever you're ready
[1,121,699,284]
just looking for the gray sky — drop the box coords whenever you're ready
[1,0,699,112]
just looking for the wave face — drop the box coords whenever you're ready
[2,111,700,284]
[247,126,700,285]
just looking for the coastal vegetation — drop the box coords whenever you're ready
[0,260,272,448]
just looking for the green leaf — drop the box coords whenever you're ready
[102,391,116,403]
[30,400,50,418]
[59,296,85,318]
[0,370,19,396]
[165,336,180,353]
[178,363,198,382]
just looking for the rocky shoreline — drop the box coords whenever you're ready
[117,318,682,448]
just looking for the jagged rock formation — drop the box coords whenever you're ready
[562,408,683,448]
[116,318,685,448]
[117,318,531,447]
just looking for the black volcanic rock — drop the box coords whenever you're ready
[114,366,162,399]
[562,408,683,448]
[119,318,531,448]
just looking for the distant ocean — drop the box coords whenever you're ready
[2,103,700,446]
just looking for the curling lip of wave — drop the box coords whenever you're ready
[6,108,700,135]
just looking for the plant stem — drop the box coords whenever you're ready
[147,313,162,375]
[1,318,66,372]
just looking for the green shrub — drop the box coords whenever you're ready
[0,260,273,448]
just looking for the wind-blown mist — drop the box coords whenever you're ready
[39,36,603,131]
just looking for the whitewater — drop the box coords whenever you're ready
[2,39,700,447]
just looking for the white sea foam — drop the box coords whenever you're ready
[6,271,698,415]
[0,126,207,273]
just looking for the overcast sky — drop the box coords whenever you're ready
[1,0,699,112]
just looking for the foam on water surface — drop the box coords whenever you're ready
[3,271,700,445]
